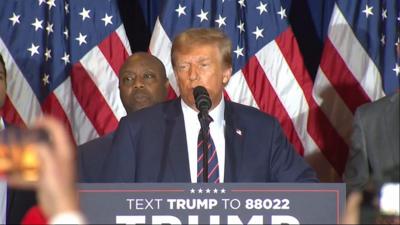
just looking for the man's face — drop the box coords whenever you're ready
[119,55,168,113]
[174,44,231,111]
[0,63,6,108]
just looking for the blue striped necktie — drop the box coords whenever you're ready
[197,116,220,183]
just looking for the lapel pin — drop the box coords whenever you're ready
[235,129,242,136]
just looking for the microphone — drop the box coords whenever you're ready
[193,86,212,114]
[193,86,212,182]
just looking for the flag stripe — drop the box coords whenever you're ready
[225,70,258,109]
[320,39,371,113]
[1,37,42,125]
[2,97,25,127]
[53,77,99,145]
[98,30,129,77]
[80,46,126,120]
[115,25,133,56]
[272,27,349,174]
[71,62,118,136]
[41,92,77,146]
[149,19,178,94]
[313,68,354,145]
[328,4,384,101]
[243,56,305,155]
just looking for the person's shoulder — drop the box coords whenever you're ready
[78,132,114,151]
[123,99,179,122]
[357,92,398,116]
[226,101,278,125]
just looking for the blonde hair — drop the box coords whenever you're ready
[171,28,232,69]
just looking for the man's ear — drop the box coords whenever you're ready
[222,67,232,86]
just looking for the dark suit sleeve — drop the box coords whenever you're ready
[77,147,86,182]
[343,108,369,191]
[269,119,318,182]
[101,117,137,182]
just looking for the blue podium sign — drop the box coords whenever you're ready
[78,183,345,224]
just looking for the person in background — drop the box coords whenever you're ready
[0,53,8,225]
[77,52,169,182]
[101,28,317,183]
[343,92,399,192]
[1,54,39,224]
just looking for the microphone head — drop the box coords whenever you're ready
[193,86,212,113]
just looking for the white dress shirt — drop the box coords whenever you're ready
[0,117,7,224]
[181,98,226,183]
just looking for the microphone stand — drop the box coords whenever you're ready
[198,111,210,183]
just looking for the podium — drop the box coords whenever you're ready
[78,183,345,224]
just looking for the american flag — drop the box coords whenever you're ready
[313,1,398,174]
[0,0,131,145]
[149,0,347,178]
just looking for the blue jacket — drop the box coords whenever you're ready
[102,99,317,183]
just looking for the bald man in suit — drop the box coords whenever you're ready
[77,52,169,182]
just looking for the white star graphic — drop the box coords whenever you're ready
[38,0,46,6]
[238,0,246,8]
[206,188,211,194]
[9,13,21,26]
[175,4,186,17]
[380,34,385,45]
[381,9,387,20]
[198,188,203,194]
[256,1,268,15]
[215,14,227,28]
[61,52,70,65]
[65,3,69,14]
[44,48,51,61]
[101,13,113,26]
[31,18,43,31]
[75,32,87,46]
[220,189,226,194]
[46,22,54,35]
[252,26,264,40]
[362,4,374,18]
[46,0,56,10]
[237,21,245,33]
[190,188,195,194]
[197,9,209,22]
[63,27,69,39]
[213,188,218,193]
[27,43,40,56]
[234,45,244,58]
[277,6,287,19]
[79,8,91,21]
[42,73,50,86]
[393,64,400,76]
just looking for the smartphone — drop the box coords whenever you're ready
[0,127,49,185]
[379,183,400,220]
[360,182,400,224]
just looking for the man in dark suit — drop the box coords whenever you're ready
[101,28,317,183]
[77,52,169,182]
[344,92,399,191]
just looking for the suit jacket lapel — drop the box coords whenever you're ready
[163,99,191,182]
[224,101,245,182]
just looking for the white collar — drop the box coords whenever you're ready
[180,96,225,126]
